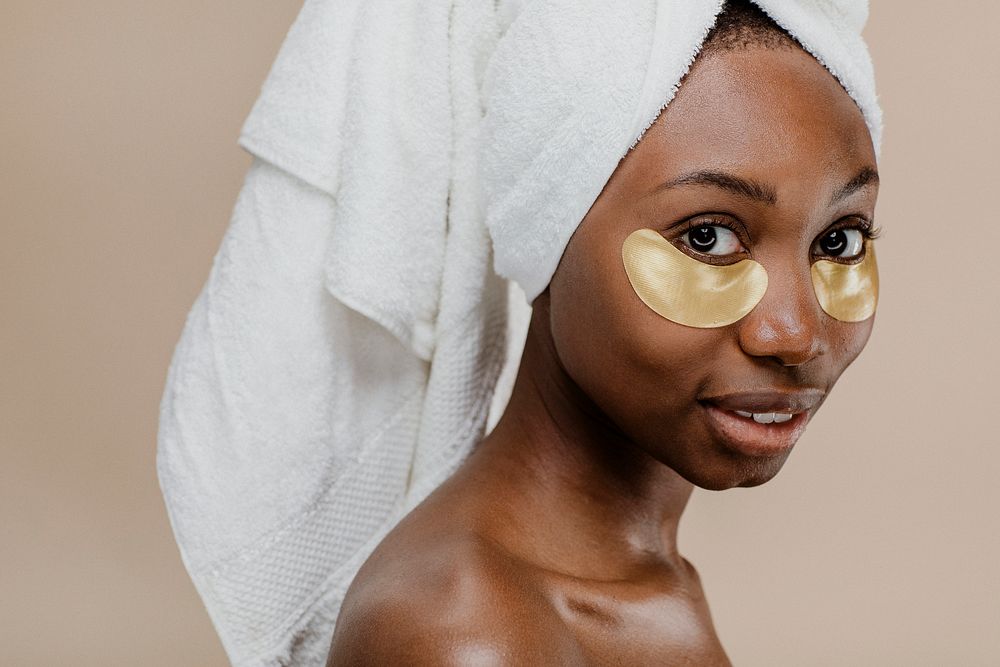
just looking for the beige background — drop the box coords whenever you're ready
[2,1,997,665]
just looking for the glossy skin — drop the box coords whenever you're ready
[327,44,878,666]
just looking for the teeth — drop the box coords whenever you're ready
[732,410,795,424]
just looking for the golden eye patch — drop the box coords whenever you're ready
[810,240,879,322]
[621,228,768,328]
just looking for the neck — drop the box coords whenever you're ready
[466,300,694,579]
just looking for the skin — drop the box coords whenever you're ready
[327,43,878,666]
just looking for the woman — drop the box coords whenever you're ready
[158,0,881,664]
[326,2,880,664]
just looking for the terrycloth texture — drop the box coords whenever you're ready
[157,0,881,664]
[159,156,528,666]
[486,0,882,301]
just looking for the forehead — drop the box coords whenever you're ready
[623,46,875,195]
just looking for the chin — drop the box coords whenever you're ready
[733,463,786,488]
[675,449,792,491]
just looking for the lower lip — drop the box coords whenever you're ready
[700,403,809,458]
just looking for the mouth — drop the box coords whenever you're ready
[698,390,824,458]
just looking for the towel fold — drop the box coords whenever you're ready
[157,1,880,664]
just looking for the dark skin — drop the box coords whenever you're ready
[327,43,878,666]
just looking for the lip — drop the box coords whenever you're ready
[698,390,824,458]
[701,389,825,414]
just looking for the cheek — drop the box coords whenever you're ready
[549,240,722,434]
[828,314,875,371]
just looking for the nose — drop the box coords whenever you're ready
[737,265,827,367]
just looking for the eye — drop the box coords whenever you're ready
[680,225,744,256]
[815,228,864,259]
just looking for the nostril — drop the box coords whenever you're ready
[780,346,822,367]
[771,324,824,367]
[737,300,826,367]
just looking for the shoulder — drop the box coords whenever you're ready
[326,534,584,665]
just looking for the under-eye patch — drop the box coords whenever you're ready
[810,240,879,322]
[621,228,768,328]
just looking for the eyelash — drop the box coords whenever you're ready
[673,216,749,244]
[669,215,881,255]
[812,218,881,262]
[824,217,881,241]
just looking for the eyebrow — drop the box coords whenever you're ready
[652,170,778,205]
[650,166,880,207]
[830,166,879,204]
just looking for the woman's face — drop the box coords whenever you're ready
[546,45,879,490]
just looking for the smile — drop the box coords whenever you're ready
[732,410,794,424]
[698,390,824,457]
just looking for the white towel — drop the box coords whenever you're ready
[157,1,880,664]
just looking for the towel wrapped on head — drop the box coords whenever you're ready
[156,1,881,664]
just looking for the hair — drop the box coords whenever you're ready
[701,0,801,55]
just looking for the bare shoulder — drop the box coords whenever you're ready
[326,531,584,665]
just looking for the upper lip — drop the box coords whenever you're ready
[700,389,826,414]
